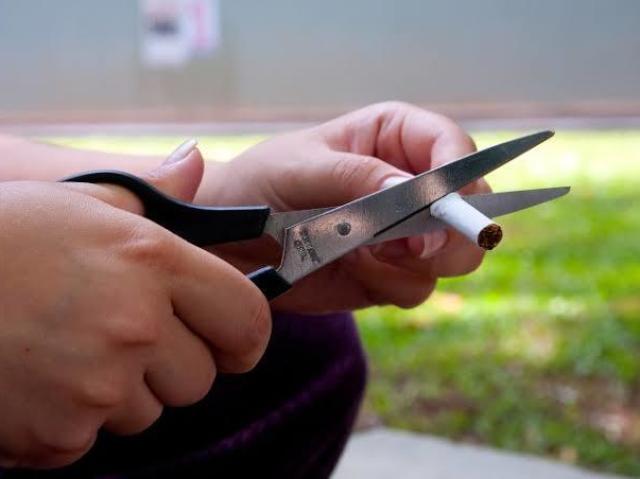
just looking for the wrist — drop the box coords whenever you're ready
[0,135,161,182]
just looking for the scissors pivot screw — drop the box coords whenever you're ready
[336,222,352,236]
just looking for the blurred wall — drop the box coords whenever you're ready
[1,0,639,121]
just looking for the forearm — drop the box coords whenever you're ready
[0,134,231,206]
[0,134,160,182]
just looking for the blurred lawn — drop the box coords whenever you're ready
[358,130,640,476]
[52,130,640,476]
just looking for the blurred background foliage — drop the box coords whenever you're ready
[51,129,640,475]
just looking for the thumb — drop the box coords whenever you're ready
[62,139,205,215]
[143,139,205,203]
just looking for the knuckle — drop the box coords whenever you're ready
[30,426,96,468]
[330,155,380,194]
[437,116,477,153]
[105,313,161,347]
[375,100,413,113]
[360,100,409,116]
[160,345,217,407]
[229,353,261,374]
[117,404,164,436]
[119,224,176,270]
[183,362,217,404]
[76,377,126,409]
[144,404,164,430]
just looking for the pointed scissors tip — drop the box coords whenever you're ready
[525,129,554,144]
[544,185,571,199]
[499,130,555,160]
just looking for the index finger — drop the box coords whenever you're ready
[134,228,272,373]
[323,102,489,195]
[169,241,272,373]
[323,102,473,171]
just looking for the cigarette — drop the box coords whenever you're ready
[430,193,503,250]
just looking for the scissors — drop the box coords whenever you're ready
[63,131,568,300]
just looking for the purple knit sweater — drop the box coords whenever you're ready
[2,312,367,478]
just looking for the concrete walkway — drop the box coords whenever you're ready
[333,428,630,479]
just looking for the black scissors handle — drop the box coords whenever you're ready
[63,170,292,300]
[64,170,271,246]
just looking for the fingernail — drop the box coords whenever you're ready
[165,138,198,165]
[380,175,411,190]
[419,230,448,259]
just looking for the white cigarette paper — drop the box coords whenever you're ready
[430,193,503,250]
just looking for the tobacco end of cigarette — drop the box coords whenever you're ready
[477,223,503,250]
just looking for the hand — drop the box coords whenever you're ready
[0,151,271,469]
[198,102,490,312]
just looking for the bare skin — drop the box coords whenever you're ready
[198,102,490,311]
[0,101,489,467]
[0,104,487,309]
[0,155,271,468]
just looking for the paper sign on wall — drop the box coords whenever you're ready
[139,0,220,68]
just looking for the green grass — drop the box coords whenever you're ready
[357,130,640,476]
[50,130,640,476]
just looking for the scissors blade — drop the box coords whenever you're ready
[366,186,569,245]
[265,186,569,245]
[264,208,331,244]
[276,130,554,283]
